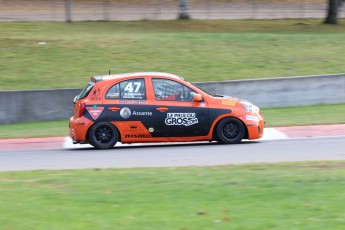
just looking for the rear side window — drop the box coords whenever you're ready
[78,81,95,99]
[106,78,146,100]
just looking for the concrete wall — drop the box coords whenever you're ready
[0,74,344,124]
[0,89,81,125]
[194,73,345,108]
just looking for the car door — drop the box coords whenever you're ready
[104,77,155,130]
[150,78,210,137]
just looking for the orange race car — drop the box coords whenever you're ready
[69,72,264,149]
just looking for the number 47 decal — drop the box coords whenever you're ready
[124,82,141,93]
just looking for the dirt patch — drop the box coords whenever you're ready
[296,161,345,170]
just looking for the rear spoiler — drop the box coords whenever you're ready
[91,74,114,82]
[91,75,104,82]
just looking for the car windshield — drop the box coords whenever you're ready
[78,81,95,99]
[185,81,221,97]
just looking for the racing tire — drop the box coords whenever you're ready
[216,117,245,144]
[88,122,119,149]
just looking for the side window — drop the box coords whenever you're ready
[106,78,146,100]
[105,84,120,99]
[152,78,196,102]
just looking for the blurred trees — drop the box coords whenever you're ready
[324,0,344,24]
[178,0,190,19]
[65,0,72,22]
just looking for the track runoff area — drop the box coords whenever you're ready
[0,124,344,151]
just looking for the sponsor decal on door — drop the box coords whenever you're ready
[165,113,198,126]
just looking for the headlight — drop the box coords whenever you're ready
[240,101,260,114]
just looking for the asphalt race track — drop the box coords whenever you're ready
[1,136,345,171]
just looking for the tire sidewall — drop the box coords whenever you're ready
[89,122,118,149]
[216,117,245,144]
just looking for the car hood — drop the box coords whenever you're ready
[212,94,240,101]
[211,94,255,107]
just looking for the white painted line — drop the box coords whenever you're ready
[261,128,289,141]
[63,137,93,149]
[64,128,289,149]
[63,137,198,149]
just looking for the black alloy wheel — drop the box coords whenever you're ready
[89,122,118,149]
[216,117,245,144]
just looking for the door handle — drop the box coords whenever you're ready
[156,107,168,112]
[108,106,121,112]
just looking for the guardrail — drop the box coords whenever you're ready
[0,74,344,124]
[0,89,81,125]
[194,73,345,108]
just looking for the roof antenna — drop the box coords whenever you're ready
[109,70,111,75]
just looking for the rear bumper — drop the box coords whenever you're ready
[69,116,93,144]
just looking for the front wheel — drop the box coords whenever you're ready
[88,122,119,149]
[216,117,245,144]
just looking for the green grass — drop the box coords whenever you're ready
[1,161,345,229]
[262,103,345,127]
[0,120,69,139]
[1,19,345,90]
[0,103,344,139]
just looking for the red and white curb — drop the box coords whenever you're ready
[260,128,288,141]
[0,137,65,151]
[62,137,155,149]
[62,124,345,149]
[1,125,344,151]
[62,128,291,149]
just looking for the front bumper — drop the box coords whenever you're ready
[242,113,265,140]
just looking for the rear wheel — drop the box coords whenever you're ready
[216,117,245,144]
[88,122,118,149]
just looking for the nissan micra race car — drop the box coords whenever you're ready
[69,72,264,149]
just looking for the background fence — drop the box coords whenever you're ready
[1,0,344,22]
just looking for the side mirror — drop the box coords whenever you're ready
[193,94,203,102]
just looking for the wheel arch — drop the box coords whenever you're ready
[86,121,122,140]
[212,116,248,141]
[110,122,122,142]
[85,121,120,149]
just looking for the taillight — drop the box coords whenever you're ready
[78,102,86,117]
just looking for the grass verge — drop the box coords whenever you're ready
[1,161,345,229]
[262,103,345,127]
[0,120,69,139]
[0,103,344,139]
[1,19,345,90]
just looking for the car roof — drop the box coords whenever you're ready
[91,72,183,82]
